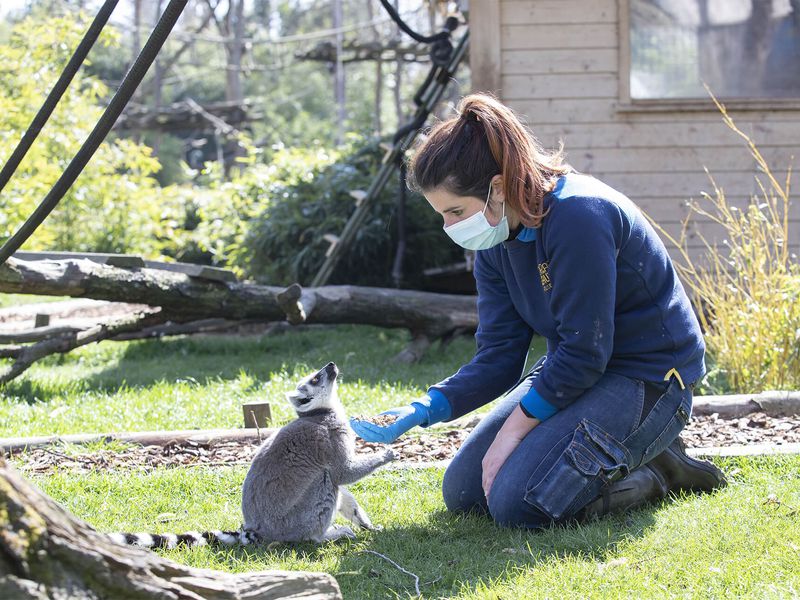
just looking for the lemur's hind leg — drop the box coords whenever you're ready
[337,487,378,530]
[313,524,355,543]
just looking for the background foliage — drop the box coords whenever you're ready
[0,13,176,256]
[229,138,464,286]
[0,5,464,287]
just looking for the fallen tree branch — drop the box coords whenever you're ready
[0,258,479,377]
[0,257,478,339]
[0,310,168,384]
[110,317,274,340]
[0,346,22,359]
[0,324,97,343]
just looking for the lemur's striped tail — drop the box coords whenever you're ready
[108,529,259,549]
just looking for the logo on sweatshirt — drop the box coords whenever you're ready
[538,262,552,292]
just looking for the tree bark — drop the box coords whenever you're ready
[0,310,167,384]
[0,258,478,337]
[332,0,346,144]
[0,259,477,380]
[0,457,342,599]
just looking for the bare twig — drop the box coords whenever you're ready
[362,550,421,597]
[0,311,168,385]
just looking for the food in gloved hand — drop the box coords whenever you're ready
[352,414,401,426]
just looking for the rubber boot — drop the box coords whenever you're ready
[577,465,669,520]
[577,438,726,521]
[647,436,727,493]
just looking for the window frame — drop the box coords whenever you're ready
[617,0,800,112]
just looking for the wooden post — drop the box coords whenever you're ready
[243,402,272,428]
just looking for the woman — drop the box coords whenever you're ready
[350,93,725,528]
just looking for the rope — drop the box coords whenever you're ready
[0,0,120,196]
[377,0,455,44]
[377,0,459,66]
[0,0,189,266]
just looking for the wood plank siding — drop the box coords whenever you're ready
[468,0,800,262]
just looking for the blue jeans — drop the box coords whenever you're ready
[441,359,693,528]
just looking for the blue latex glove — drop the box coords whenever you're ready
[350,404,426,443]
[350,391,451,443]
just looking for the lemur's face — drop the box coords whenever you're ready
[286,362,340,414]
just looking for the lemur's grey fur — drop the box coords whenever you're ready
[108,362,394,548]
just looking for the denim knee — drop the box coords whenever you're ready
[486,490,551,529]
[442,455,487,514]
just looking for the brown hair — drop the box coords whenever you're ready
[407,93,570,228]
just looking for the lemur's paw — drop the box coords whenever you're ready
[382,448,397,463]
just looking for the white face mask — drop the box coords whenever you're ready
[443,182,509,250]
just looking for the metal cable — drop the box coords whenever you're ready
[0,0,189,265]
[0,0,120,196]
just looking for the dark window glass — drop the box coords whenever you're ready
[630,0,800,99]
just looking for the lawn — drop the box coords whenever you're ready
[30,456,800,599]
[0,321,514,438]
[3,293,799,598]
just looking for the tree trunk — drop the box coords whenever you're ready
[332,0,346,144]
[0,457,342,599]
[0,258,477,337]
[367,0,382,137]
[0,258,477,378]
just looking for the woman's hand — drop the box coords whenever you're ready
[349,405,426,443]
[482,405,540,499]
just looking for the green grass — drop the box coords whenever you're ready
[4,318,798,597]
[0,324,546,437]
[27,455,800,599]
[0,292,68,308]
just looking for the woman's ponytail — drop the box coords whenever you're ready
[408,93,569,228]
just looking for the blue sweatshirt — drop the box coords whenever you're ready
[425,173,706,423]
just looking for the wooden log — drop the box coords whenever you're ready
[693,391,800,418]
[0,257,285,321]
[276,283,318,325]
[0,258,478,337]
[0,456,342,599]
[0,427,273,453]
[13,250,146,268]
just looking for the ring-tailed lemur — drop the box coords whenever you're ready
[109,362,395,548]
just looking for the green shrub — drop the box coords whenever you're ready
[231,137,464,287]
[0,14,174,257]
[181,145,338,268]
[650,95,800,393]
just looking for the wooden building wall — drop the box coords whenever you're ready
[468,0,800,263]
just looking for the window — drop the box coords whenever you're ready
[628,0,800,100]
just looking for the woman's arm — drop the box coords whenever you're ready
[482,405,540,498]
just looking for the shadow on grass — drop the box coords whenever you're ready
[343,509,659,598]
[191,506,658,598]
[4,325,482,404]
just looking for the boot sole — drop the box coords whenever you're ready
[650,439,727,493]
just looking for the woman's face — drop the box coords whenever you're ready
[424,186,505,229]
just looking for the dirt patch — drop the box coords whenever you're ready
[6,412,800,476]
[6,430,469,475]
[682,412,800,448]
